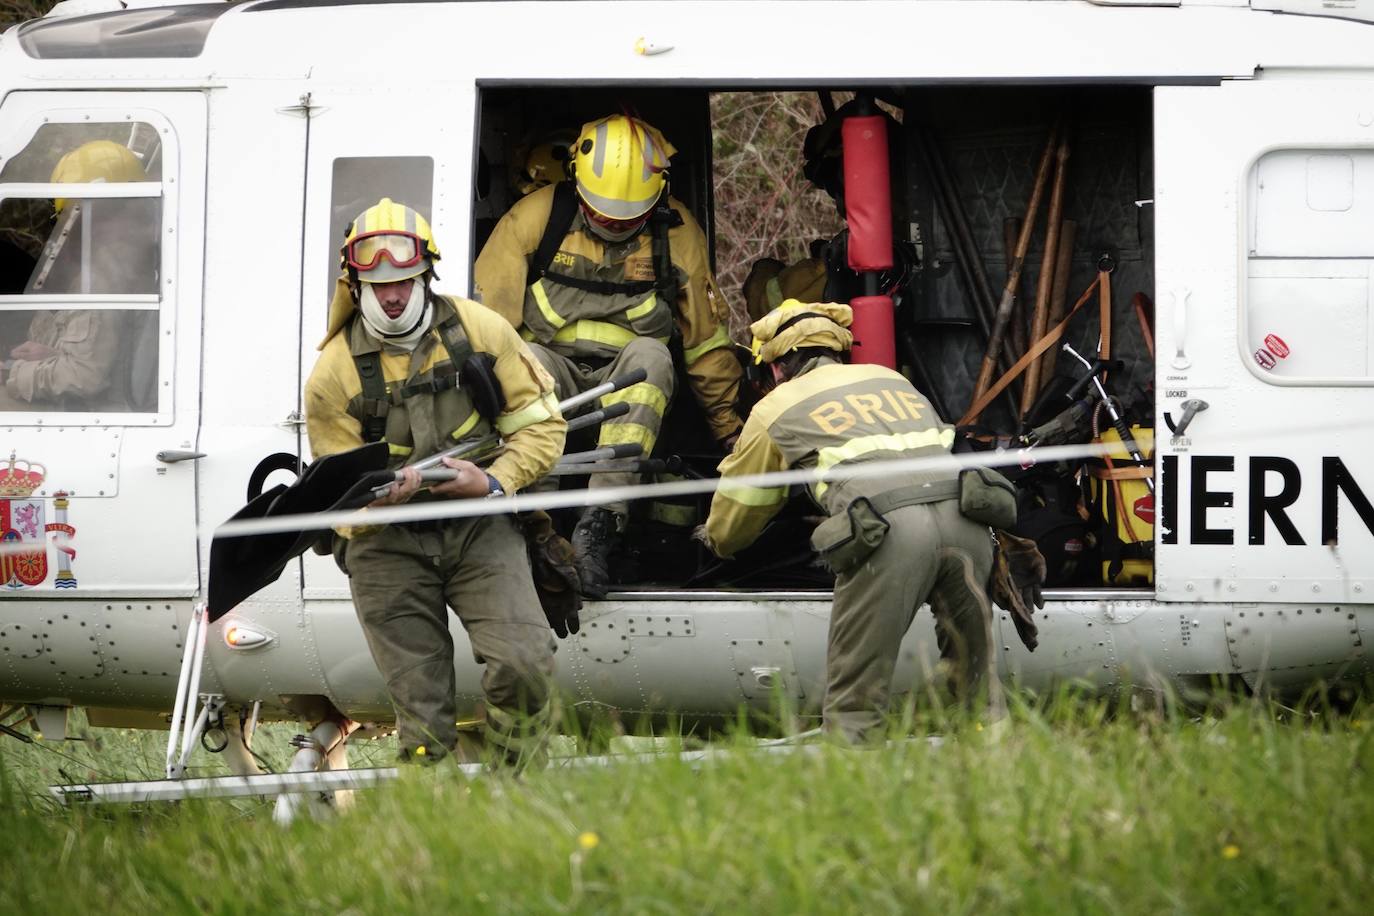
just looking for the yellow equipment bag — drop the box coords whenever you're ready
[1087,426,1154,586]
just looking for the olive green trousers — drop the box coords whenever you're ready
[345,514,556,760]
[526,337,676,515]
[822,499,995,743]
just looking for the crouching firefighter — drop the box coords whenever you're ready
[474,114,744,597]
[701,301,1016,743]
[305,198,569,765]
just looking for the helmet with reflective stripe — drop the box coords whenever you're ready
[50,140,146,213]
[571,115,675,221]
[341,197,441,283]
[515,129,576,196]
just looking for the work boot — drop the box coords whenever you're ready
[571,507,623,599]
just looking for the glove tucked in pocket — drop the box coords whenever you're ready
[809,497,890,575]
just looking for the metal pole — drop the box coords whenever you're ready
[164,603,204,777]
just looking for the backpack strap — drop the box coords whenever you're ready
[434,300,475,370]
[436,297,505,420]
[648,195,683,312]
[352,350,390,444]
[527,181,581,288]
[528,182,683,304]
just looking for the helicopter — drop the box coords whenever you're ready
[1,0,1372,801]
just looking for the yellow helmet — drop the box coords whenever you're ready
[572,114,675,221]
[341,197,441,283]
[50,140,146,213]
[515,129,576,196]
[749,299,854,365]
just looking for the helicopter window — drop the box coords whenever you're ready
[325,156,434,308]
[0,122,166,417]
[1246,149,1374,382]
[15,4,228,60]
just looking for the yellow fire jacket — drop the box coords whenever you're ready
[4,310,127,408]
[306,280,566,497]
[473,183,742,442]
[705,358,956,558]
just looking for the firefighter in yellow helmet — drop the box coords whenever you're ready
[2,140,152,412]
[701,300,999,743]
[304,198,568,765]
[512,129,577,197]
[474,114,743,598]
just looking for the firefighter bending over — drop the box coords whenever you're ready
[305,198,567,765]
[701,301,1000,743]
[474,114,743,597]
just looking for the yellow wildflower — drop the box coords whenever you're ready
[1222,844,1240,860]
[578,831,600,851]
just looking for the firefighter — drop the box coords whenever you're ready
[701,300,997,744]
[1,140,152,412]
[474,114,743,597]
[305,198,567,765]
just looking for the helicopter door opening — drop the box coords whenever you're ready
[296,90,441,611]
[0,92,206,596]
[1155,80,1374,604]
[471,84,1158,597]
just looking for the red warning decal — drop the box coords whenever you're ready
[1254,348,1276,370]
[1264,334,1290,359]
[1134,494,1155,525]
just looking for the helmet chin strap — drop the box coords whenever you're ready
[358,277,432,351]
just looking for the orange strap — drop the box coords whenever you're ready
[1132,292,1155,359]
[1103,456,1143,545]
[959,275,1101,426]
[1089,463,1153,481]
[1099,269,1112,363]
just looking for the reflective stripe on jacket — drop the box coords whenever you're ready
[704,359,955,558]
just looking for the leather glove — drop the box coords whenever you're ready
[518,511,582,638]
[989,529,1045,651]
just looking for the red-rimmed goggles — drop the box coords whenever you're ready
[345,230,427,273]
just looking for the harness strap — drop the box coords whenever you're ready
[527,181,684,308]
[351,298,491,443]
[353,351,389,444]
[528,181,581,288]
[649,198,682,311]
[435,305,475,369]
[537,272,656,297]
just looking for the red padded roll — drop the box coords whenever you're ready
[842,115,893,272]
[849,295,896,369]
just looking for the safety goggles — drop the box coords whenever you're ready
[580,203,652,236]
[345,230,426,273]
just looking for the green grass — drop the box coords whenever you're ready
[2,695,1372,914]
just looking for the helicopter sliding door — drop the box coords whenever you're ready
[1154,80,1374,605]
[0,91,206,596]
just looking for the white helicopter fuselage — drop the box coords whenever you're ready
[1,0,1372,737]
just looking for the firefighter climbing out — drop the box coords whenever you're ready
[468,82,1162,595]
[474,113,743,598]
[305,198,567,765]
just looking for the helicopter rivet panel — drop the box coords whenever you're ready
[99,602,192,704]
[578,616,632,665]
[1225,605,1371,690]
